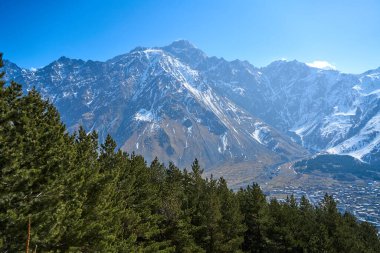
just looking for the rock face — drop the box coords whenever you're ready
[3,40,380,170]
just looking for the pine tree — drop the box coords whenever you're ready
[217,178,245,252]
[121,153,173,252]
[202,176,223,252]
[158,161,202,252]
[0,58,74,251]
[296,196,320,252]
[238,183,268,252]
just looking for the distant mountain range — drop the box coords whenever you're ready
[4,40,380,179]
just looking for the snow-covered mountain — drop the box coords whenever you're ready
[3,40,380,170]
[161,41,380,166]
[3,41,306,169]
[216,59,380,165]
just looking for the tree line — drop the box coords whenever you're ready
[1,53,379,252]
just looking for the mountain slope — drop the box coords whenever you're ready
[164,42,380,165]
[3,44,307,169]
[172,53,380,164]
[4,40,380,169]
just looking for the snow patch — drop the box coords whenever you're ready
[232,87,245,95]
[134,109,155,122]
[218,133,228,153]
[250,122,270,145]
[352,85,362,91]
[333,106,356,116]
[63,91,71,98]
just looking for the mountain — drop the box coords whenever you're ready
[231,60,380,164]
[3,42,306,170]
[3,40,380,174]
[161,41,380,167]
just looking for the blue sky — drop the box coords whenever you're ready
[1,0,379,73]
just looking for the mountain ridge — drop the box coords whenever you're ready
[3,40,380,178]
[6,39,380,75]
[3,43,307,171]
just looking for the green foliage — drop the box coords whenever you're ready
[1,53,379,252]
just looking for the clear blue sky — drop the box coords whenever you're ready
[1,0,379,73]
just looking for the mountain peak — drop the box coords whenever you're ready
[264,59,307,70]
[162,40,207,68]
[57,56,71,62]
[166,40,197,50]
